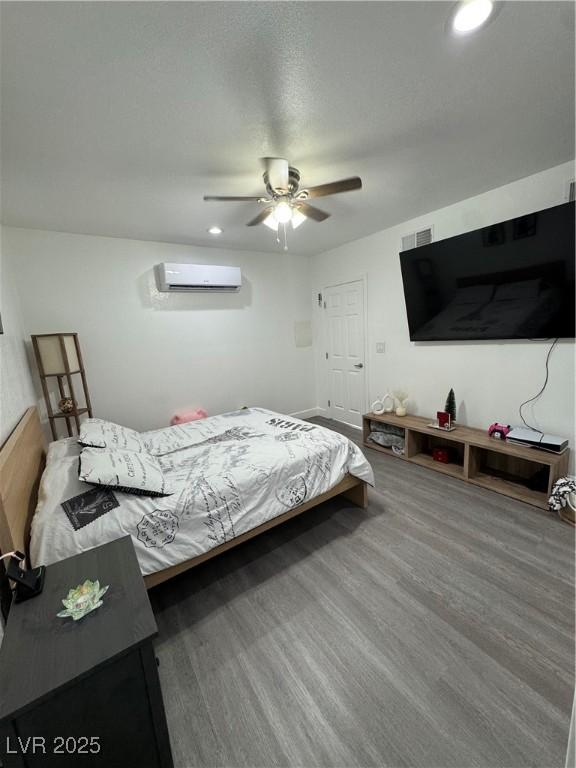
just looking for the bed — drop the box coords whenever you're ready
[0,407,373,589]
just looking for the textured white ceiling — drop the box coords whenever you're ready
[1,2,574,256]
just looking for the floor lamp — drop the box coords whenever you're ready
[31,333,93,440]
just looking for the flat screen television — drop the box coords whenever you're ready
[399,201,575,341]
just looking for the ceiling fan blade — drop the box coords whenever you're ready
[297,203,331,222]
[303,176,362,198]
[246,207,274,227]
[204,195,264,202]
[261,157,289,192]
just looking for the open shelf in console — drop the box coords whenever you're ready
[406,430,465,478]
[362,417,407,460]
[467,445,551,508]
[410,452,464,479]
[362,412,570,511]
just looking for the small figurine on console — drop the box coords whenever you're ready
[393,390,409,417]
[444,388,457,424]
[437,411,451,430]
[427,410,456,432]
[488,423,511,440]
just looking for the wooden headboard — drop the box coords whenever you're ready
[0,407,46,563]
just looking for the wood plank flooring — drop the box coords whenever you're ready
[150,417,574,768]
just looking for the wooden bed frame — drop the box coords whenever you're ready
[0,407,368,589]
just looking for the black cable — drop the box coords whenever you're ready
[518,337,559,432]
[0,559,12,624]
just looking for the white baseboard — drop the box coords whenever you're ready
[337,420,362,431]
[313,407,362,430]
[289,408,322,420]
[289,408,362,432]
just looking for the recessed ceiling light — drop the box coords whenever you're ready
[207,226,223,235]
[452,0,493,34]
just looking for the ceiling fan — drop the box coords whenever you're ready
[203,158,362,248]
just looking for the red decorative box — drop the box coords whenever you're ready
[432,447,450,463]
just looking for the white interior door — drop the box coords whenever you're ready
[324,280,366,428]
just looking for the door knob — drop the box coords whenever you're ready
[354,363,364,369]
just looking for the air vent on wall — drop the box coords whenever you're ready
[401,226,433,252]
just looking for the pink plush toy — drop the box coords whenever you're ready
[170,408,208,426]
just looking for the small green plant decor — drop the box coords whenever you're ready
[445,388,457,423]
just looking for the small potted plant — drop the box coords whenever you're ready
[393,390,409,417]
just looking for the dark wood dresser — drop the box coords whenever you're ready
[0,536,173,767]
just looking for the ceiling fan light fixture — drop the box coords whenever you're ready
[263,214,279,231]
[291,209,306,229]
[203,159,361,247]
[452,0,493,33]
[272,201,293,225]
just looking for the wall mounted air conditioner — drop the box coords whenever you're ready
[156,263,242,292]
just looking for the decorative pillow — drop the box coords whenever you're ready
[78,419,149,453]
[79,447,173,497]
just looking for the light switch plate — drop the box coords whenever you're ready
[376,342,385,354]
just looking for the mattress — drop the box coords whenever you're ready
[30,408,374,576]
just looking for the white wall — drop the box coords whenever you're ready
[0,225,37,445]
[311,162,575,463]
[3,161,574,459]
[4,229,315,432]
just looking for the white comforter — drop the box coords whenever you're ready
[31,408,374,576]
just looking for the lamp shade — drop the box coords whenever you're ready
[35,334,80,375]
[263,214,278,231]
[291,209,306,229]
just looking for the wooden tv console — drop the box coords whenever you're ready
[363,412,570,510]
